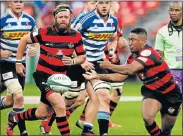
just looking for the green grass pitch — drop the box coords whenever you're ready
[0,83,182,135]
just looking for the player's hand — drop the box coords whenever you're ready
[28,46,37,56]
[0,50,12,58]
[82,70,99,80]
[16,63,25,76]
[99,59,111,69]
[62,56,74,66]
[108,48,117,63]
[81,61,94,71]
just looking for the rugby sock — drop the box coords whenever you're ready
[56,116,70,136]
[13,108,28,136]
[48,112,56,127]
[0,97,12,110]
[97,111,110,135]
[66,106,78,119]
[79,99,90,121]
[14,108,38,121]
[145,121,162,136]
[82,122,93,133]
[109,100,118,116]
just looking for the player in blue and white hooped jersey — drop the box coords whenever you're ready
[0,1,37,136]
[74,1,118,135]
[71,1,97,29]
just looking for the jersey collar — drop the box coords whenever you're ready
[8,10,24,20]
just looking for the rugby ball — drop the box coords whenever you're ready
[47,74,72,93]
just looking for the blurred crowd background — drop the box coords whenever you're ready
[1,1,170,82]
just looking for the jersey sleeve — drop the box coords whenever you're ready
[73,14,89,34]
[74,32,86,55]
[154,31,165,51]
[136,49,155,67]
[30,28,41,43]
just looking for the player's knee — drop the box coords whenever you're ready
[36,109,48,119]
[97,90,110,105]
[4,79,22,95]
[143,114,154,125]
[54,103,66,113]
[13,92,24,103]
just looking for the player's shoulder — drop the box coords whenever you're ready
[79,10,96,23]
[0,11,12,20]
[139,45,158,57]
[22,12,36,23]
[110,14,118,22]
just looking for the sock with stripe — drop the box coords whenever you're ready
[82,122,93,133]
[109,100,118,116]
[56,116,70,136]
[97,111,110,136]
[14,108,38,122]
[79,99,90,121]
[13,108,28,136]
[145,121,162,136]
[48,112,56,127]
[66,106,78,119]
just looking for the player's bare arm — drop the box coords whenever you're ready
[100,59,144,75]
[16,33,35,76]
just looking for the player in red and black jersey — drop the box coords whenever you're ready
[7,4,86,136]
[83,28,182,136]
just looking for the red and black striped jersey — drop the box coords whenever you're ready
[30,26,85,75]
[127,44,176,94]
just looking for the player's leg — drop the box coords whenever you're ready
[4,78,27,135]
[81,81,99,135]
[95,80,111,136]
[160,85,182,135]
[46,91,70,136]
[141,87,162,136]
[109,82,124,128]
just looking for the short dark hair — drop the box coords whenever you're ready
[130,28,147,36]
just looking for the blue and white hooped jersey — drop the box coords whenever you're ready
[71,11,86,29]
[0,10,36,63]
[74,10,118,62]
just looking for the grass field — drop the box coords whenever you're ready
[0,83,182,135]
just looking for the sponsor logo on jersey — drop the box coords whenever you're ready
[88,33,113,41]
[3,32,29,39]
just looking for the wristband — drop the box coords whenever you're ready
[72,58,75,65]
[16,60,22,64]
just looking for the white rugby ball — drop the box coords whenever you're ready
[47,74,72,93]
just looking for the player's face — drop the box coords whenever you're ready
[96,1,111,17]
[128,33,144,53]
[169,3,182,24]
[10,1,24,16]
[87,2,97,12]
[55,11,71,32]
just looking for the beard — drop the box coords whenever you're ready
[55,22,70,34]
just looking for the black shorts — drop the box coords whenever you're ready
[91,60,108,74]
[107,60,120,74]
[0,61,25,92]
[66,65,85,88]
[33,71,54,106]
[141,85,182,116]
